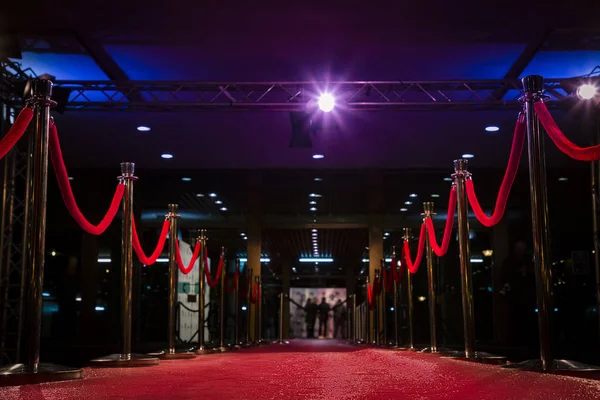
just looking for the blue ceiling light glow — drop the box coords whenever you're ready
[299,257,334,263]
[485,126,500,132]
[161,153,173,159]
[409,193,418,198]
[443,177,453,182]
[215,200,223,204]
[137,126,151,132]
[42,292,50,297]
[431,194,440,198]
[95,306,105,311]
[209,193,217,197]
[238,258,271,263]
[181,177,191,182]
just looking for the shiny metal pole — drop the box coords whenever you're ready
[244,268,252,346]
[421,202,444,354]
[149,205,195,360]
[234,259,241,347]
[254,276,260,344]
[365,276,371,344]
[392,247,400,348]
[0,80,83,385]
[91,163,157,367]
[593,120,600,343]
[195,230,214,355]
[217,248,230,352]
[257,275,265,344]
[381,259,388,346]
[274,292,289,344]
[503,75,600,372]
[373,269,380,345]
[400,228,416,351]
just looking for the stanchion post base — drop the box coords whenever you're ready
[272,340,290,345]
[89,353,159,368]
[147,350,196,360]
[392,346,419,352]
[420,347,453,354]
[0,363,83,387]
[440,351,507,365]
[195,347,217,355]
[214,346,232,353]
[502,359,600,373]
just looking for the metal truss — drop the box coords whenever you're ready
[44,78,594,112]
[0,59,34,365]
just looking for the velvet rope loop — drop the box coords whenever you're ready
[204,250,225,288]
[465,115,526,227]
[535,101,600,161]
[225,266,240,293]
[425,187,457,256]
[390,256,402,284]
[403,223,426,274]
[0,107,34,160]
[132,217,170,265]
[175,240,201,275]
[49,123,124,235]
[382,267,393,292]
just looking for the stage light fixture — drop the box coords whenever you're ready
[462,153,474,159]
[318,93,335,112]
[577,84,597,100]
[485,126,499,132]
[137,126,151,132]
[161,153,173,159]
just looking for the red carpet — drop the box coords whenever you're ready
[2,340,600,399]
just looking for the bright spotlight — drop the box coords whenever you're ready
[318,93,335,112]
[578,84,597,100]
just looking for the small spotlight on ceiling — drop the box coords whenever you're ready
[215,200,223,204]
[405,201,412,205]
[443,177,453,182]
[558,177,568,182]
[317,93,335,112]
[243,237,248,240]
[68,176,74,181]
[181,177,191,182]
[577,84,597,100]
[309,201,317,205]
[309,193,322,198]
[400,208,408,212]
[431,194,440,198]
[462,153,474,159]
[209,193,217,198]
[51,250,56,257]
[161,153,173,159]
[220,207,227,211]
[312,154,324,159]
[137,126,151,132]
[314,177,322,182]
[485,126,500,132]
[196,193,205,197]
[310,207,317,211]
[312,229,317,232]
[409,193,418,198]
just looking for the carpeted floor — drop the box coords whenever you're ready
[2,340,600,399]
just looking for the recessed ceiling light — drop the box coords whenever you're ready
[209,193,217,197]
[240,232,246,236]
[243,236,247,240]
[196,193,204,197]
[558,177,568,182]
[68,176,74,181]
[215,200,223,204]
[443,177,453,182]
[309,193,322,198]
[384,232,390,236]
[400,208,408,212]
[310,207,317,211]
[485,126,499,132]
[312,154,324,159]
[409,193,417,198]
[181,177,191,182]
[137,126,151,132]
[312,229,317,232]
[462,153,474,159]
[431,194,440,198]
[314,177,322,182]
[220,207,227,211]
[161,153,173,159]
[405,201,412,205]
[309,201,317,205]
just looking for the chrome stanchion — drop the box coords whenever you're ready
[216,248,231,352]
[380,260,389,346]
[90,163,158,367]
[441,162,506,364]
[372,269,380,346]
[274,292,289,344]
[195,230,215,355]
[257,275,265,344]
[149,205,195,360]
[0,79,83,385]
[366,275,371,344]
[421,203,449,354]
[503,75,600,372]
[243,268,253,347]
[233,259,242,348]
[397,228,416,351]
[392,247,400,348]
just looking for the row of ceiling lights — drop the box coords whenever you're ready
[194,192,228,212]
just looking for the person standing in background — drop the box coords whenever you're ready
[318,297,330,338]
[305,298,317,338]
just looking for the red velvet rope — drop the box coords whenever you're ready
[382,267,393,292]
[0,107,33,160]
[225,267,239,293]
[204,250,225,288]
[175,240,201,275]
[425,187,457,256]
[535,101,600,161]
[132,217,170,265]
[390,257,401,284]
[465,115,526,227]
[367,282,375,309]
[49,123,124,235]
[403,223,426,274]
